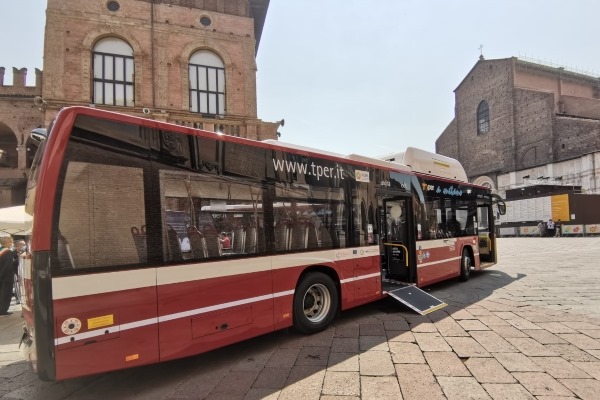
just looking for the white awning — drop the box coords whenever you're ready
[0,205,32,235]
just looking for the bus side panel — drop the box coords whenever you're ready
[271,263,309,331]
[416,237,480,287]
[415,239,461,287]
[352,248,383,306]
[463,237,482,270]
[270,256,352,329]
[156,266,273,362]
[270,248,382,326]
[52,286,159,381]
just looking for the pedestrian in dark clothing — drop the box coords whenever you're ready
[13,240,26,304]
[0,236,18,315]
[555,219,563,237]
[547,219,555,237]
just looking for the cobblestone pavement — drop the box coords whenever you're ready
[2,237,600,399]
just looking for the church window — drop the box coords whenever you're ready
[92,37,134,107]
[107,1,120,12]
[477,100,490,134]
[189,50,225,116]
[200,16,212,26]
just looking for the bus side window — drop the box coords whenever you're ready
[159,168,266,260]
[187,226,207,258]
[131,226,147,263]
[166,225,183,262]
[274,219,290,251]
[245,226,258,253]
[306,223,319,249]
[289,220,308,250]
[55,153,147,271]
[202,225,221,258]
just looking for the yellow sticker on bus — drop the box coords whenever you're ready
[87,314,114,329]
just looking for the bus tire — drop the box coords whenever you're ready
[293,272,338,334]
[459,248,472,282]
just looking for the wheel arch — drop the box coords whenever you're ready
[295,265,342,312]
[460,244,475,269]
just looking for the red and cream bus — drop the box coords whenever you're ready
[21,107,504,381]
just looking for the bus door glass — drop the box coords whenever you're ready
[477,204,494,263]
[382,198,411,281]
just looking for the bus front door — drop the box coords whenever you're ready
[477,204,496,265]
[382,198,413,283]
[381,197,447,315]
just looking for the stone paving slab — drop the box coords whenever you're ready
[359,376,402,400]
[464,357,516,383]
[437,376,491,400]
[396,364,445,400]
[469,330,518,353]
[1,237,600,399]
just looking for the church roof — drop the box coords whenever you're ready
[454,56,599,93]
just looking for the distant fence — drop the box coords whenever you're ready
[498,224,600,237]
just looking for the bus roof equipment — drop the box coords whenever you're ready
[379,147,469,182]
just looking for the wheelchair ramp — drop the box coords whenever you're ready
[387,286,447,315]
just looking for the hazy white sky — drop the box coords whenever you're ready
[3,0,600,156]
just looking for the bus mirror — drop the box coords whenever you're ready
[490,193,506,215]
[497,202,506,215]
[30,128,47,142]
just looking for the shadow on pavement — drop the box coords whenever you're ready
[1,269,526,399]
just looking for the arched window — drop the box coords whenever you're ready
[477,100,490,134]
[92,37,135,106]
[189,50,225,116]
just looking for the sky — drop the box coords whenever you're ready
[3,0,600,157]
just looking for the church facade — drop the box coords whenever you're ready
[436,56,600,197]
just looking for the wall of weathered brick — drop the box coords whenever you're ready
[513,88,555,169]
[0,68,43,171]
[555,116,600,162]
[43,0,264,120]
[0,0,276,208]
[561,96,600,119]
[452,58,517,177]
[435,118,458,159]
[514,63,597,110]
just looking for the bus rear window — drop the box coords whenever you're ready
[53,140,148,272]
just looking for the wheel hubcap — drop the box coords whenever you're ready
[303,283,331,323]
[464,255,471,271]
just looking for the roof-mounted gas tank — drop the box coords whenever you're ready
[378,147,468,182]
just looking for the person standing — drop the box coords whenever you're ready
[0,236,18,315]
[555,219,562,237]
[219,232,231,250]
[14,240,27,304]
[537,221,545,237]
[547,219,555,237]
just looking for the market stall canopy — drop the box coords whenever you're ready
[0,205,32,235]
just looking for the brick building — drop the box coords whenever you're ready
[0,68,42,205]
[436,56,600,197]
[0,0,278,208]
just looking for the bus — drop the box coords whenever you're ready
[20,107,504,381]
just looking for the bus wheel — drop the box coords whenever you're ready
[459,249,472,282]
[293,272,339,334]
